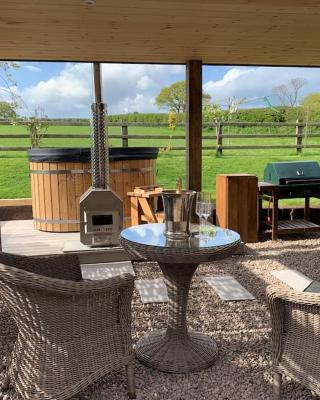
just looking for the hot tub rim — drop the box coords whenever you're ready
[27,147,159,163]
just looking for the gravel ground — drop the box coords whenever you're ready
[1,234,320,400]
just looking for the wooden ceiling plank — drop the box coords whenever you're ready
[2,0,320,65]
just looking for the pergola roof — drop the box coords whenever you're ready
[2,0,320,65]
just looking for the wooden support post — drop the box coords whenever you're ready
[122,124,129,147]
[305,197,310,220]
[271,189,279,241]
[216,122,223,156]
[186,60,202,192]
[295,119,303,154]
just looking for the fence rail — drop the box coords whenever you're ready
[0,119,320,154]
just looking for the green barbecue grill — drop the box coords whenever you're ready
[264,161,320,199]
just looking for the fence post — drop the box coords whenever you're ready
[295,119,303,154]
[122,124,128,147]
[216,122,223,156]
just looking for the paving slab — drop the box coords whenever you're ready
[135,279,169,303]
[270,269,312,292]
[204,275,255,301]
[81,261,135,280]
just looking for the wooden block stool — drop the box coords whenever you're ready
[127,185,164,225]
[216,174,258,243]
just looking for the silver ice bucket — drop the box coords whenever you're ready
[162,190,196,239]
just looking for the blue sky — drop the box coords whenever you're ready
[12,63,228,91]
[4,62,320,118]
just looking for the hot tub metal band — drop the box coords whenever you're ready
[33,216,131,224]
[29,167,154,175]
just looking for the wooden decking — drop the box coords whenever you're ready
[1,220,79,256]
[0,220,130,263]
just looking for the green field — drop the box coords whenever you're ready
[1,123,320,207]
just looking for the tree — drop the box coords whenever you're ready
[300,92,320,121]
[202,103,225,124]
[155,80,211,113]
[0,62,19,100]
[273,78,307,107]
[226,96,246,115]
[301,93,320,111]
[25,108,49,148]
[0,102,17,119]
[156,81,185,113]
[0,62,20,120]
[202,92,211,106]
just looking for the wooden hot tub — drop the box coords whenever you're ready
[28,147,159,232]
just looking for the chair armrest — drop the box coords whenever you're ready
[266,284,320,306]
[0,263,135,296]
[266,284,320,365]
[62,273,135,296]
[0,252,82,281]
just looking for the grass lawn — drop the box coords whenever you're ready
[1,123,320,207]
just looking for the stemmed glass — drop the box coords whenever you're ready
[195,192,214,237]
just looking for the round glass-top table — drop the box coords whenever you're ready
[120,223,241,374]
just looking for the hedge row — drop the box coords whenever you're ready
[108,108,301,124]
[108,113,184,123]
[21,107,320,125]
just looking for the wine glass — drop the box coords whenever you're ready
[196,192,214,237]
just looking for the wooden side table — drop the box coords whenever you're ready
[216,174,258,243]
[127,185,164,225]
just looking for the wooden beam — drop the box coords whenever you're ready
[186,60,202,192]
[4,1,320,65]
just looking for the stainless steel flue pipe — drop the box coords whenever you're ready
[91,62,108,189]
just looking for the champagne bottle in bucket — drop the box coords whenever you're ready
[161,178,196,239]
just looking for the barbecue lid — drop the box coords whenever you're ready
[264,160,320,184]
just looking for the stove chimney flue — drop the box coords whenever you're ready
[91,62,108,189]
[93,62,102,103]
[79,62,123,247]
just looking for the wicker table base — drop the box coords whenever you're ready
[135,262,218,373]
[136,328,218,373]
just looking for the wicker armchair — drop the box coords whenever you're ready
[267,284,320,399]
[0,252,136,400]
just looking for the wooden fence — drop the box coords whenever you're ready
[1,119,320,154]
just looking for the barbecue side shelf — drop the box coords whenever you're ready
[258,181,320,240]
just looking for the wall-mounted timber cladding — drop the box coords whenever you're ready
[2,1,320,65]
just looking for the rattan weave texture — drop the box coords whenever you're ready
[120,237,240,264]
[267,284,320,399]
[0,252,136,400]
[120,226,240,373]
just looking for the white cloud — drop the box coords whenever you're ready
[204,66,320,108]
[16,63,320,117]
[24,65,42,72]
[117,94,156,114]
[18,63,185,117]
[136,75,155,90]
